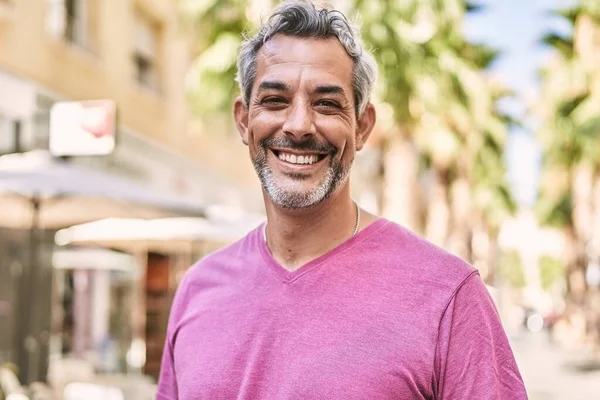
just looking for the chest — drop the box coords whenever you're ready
[173,287,436,400]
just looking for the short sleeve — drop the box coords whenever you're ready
[157,273,192,400]
[433,272,528,400]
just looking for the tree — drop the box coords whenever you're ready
[354,0,514,265]
[536,2,600,342]
[180,0,257,119]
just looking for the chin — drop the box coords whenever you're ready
[265,186,329,210]
[256,157,349,210]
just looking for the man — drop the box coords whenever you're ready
[158,1,528,399]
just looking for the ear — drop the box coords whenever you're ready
[233,96,250,145]
[355,103,376,151]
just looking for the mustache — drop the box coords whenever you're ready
[260,136,336,154]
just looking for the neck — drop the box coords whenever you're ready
[263,184,358,271]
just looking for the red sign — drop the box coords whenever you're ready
[50,100,117,156]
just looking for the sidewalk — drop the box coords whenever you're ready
[510,332,600,400]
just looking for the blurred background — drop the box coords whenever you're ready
[0,0,599,399]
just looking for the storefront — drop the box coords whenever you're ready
[0,69,262,385]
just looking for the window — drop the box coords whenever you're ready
[0,116,12,154]
[47,0,93,49]
[64,0,87,46]
[0,116,22,155]
[133,12,160,90]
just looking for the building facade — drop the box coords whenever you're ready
[0,0,263,209]
[0,0,264,387]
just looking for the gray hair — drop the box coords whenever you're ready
[236,0,378,116]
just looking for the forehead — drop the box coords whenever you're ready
[255,35,354,93]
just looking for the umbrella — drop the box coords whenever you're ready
[0,150,204,384]
[52,248,137,272]
[54,216,263,253]
[0,151,204,228]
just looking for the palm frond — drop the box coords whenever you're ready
[557,93,589,117]
[540,33,574,59]
[465,2,485,14]
[553,6,582,27]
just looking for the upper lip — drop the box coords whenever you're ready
[270,148,329,156]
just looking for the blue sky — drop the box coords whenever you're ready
[463,0,576,207]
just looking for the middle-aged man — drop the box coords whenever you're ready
[158,1,528,399]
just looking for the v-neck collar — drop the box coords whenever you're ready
[256,218,390,283]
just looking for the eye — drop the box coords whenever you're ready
[315,100,341,109]
[262,97,287,105]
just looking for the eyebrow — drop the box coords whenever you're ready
[257,81,347,98]
[313,85,346,97]
[257,81,290,93]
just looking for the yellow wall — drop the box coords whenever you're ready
[0,0,259,189]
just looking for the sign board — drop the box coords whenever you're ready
[49,100,117,156]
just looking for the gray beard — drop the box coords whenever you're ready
[252,147,351,210]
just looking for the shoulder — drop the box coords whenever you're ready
[366,219,476,290]
[166,225,262,329]
[182,224,263,286]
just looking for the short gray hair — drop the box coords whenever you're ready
[236,0,378,116]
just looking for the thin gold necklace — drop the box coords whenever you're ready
[263,200,361,242]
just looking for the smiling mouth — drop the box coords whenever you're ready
[271,149,328,165]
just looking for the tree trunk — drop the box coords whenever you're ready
[587,171,600,350]
[572,163,594,246]
[487,228,500,286]
[569,163,597,342]
[590,171,600,264]
[381,132,422,233]
[470,212,491,281]
[425,168,451,248]
[564,225,588,313]
[448,174,473,262]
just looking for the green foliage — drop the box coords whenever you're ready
[536,185,573,228]
[539,255,564,291]
[353,0,515,238]
[186,32,242,117]
[465,2,484,14]
[536,3,600,234]
[540,33,574,59]
[554,5,582,27]
[459,42,500,69]
[181,0,255,117]
[581,0,600,20]
[498,250,526,289]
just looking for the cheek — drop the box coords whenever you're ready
[248,112,282,143]
[315,118,356,157]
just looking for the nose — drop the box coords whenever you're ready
[282,101,315,140]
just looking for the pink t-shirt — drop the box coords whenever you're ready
[157,219,527,399]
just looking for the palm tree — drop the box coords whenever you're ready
[536,2,600,335]
[180,0,256,119]
[354,0,512,263]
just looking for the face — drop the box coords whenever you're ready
[234,35,375,210]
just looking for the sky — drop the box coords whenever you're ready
[463,0,576,207]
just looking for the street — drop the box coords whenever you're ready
[510,332,600,400]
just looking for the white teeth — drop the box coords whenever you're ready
[277,152,320,165]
